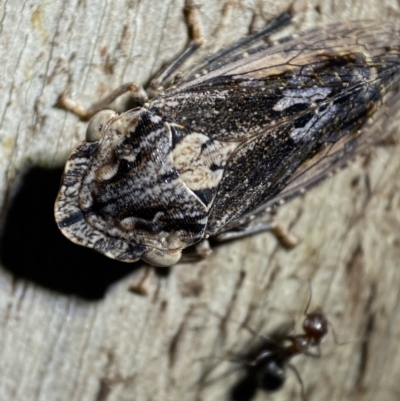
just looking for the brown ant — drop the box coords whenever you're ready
[229,289,330,401]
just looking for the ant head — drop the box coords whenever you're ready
[302,307,328,344]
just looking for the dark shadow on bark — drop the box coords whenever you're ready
[0,166,142,300]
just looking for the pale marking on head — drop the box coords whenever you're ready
[89,109,151,182]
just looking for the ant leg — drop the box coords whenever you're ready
[287,363,307,401]
[329,321,349,346]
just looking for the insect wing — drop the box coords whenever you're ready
[149,21,400,234]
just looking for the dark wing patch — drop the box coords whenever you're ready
[148,22,400,235]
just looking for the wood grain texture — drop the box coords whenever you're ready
[1,1,400,401]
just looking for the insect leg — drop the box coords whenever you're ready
[178,240,212,262]
[194,239,213,258]
[193,9,292,71]
[184,217,297,262]
[56,82,148,121]
[270,220,299,249]
[213,218,298,249]
[148,0,205,94]
[56,1,205,119]
[128,266,154,296]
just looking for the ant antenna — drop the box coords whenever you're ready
[304,278,313,316]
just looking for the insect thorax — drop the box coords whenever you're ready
[56,108,221,264]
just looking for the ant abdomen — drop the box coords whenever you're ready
[255,358,286,392]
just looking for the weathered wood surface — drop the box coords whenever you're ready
[1,1,400,401]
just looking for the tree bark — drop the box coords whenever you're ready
[1,1,400,401]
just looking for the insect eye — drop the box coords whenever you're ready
[141,248,182,267]
[86,110,117,142]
